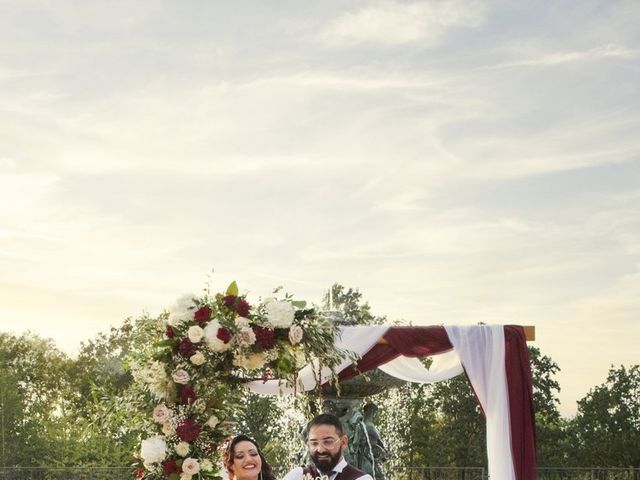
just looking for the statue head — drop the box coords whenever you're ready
[322,399,338,416]
[363,403,378,422]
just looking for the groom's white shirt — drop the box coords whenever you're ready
[282,457,373,480]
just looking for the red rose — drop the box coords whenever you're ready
[180,385,197,404]
[216,327,231,344]
[136,467,145,480]
[236,299,251,317]
[162,460,180,474]
[165,326,175,338]
[178,338,197,357]
[222,295,236,309]
[253,326,275,349]
[176,418,200,442]
[194,305,211,324]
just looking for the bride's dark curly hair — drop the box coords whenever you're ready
[223,434,276,480]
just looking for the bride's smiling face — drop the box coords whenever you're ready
[232,440,263,480]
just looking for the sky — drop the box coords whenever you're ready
[1,0,638,417]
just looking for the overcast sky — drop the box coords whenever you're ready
[1,0,639,416]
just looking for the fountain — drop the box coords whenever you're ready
[314,309,401,480]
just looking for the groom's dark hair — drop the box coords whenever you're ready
[306,413,344,436]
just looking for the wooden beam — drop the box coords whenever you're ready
[523,325,535,341]
[376,325,535,344]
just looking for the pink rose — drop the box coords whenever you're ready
[152,404,170,423]
[182,458,200,475]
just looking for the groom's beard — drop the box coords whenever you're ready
[311,448,342,474]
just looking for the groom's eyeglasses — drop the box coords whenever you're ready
[307,438,340,450]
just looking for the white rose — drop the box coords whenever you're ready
[288,324,304,344]
[167,294,196,326]
[161,421,175,436]
[233,352,267,370]
[180,474,192,480]
[190,351,206,366]
[205,415,219,428]
[200,459,214,472]
[265,300,295,328]
[203,320,231,352]
[140,435,167,464]
[152,404,170,423]
[238,326,256,346]
[187,325,204,344]
[171,369,190,385]
[235,316,250,328]
[175,441,190,457]
[182,458,200,475]
[175,293,196,310]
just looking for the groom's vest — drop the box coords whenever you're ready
[303,465,366,480]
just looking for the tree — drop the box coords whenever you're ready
[0,332,72,466]
[569,365,640,467]
[234,392,308,476]
[322,284,387,325]
[527,346,568,465]
[62,315,160,466]
[374,382,436,478]
[0,315,161,468]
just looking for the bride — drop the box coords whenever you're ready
[224,434,277,480]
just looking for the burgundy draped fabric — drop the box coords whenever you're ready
[337,325,537,480]
[504,326,537,480]
[338,326,453,382]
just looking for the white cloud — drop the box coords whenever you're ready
[320,0,488,46]
[494,43,637,69]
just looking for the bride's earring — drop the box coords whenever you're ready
[259,471,263,480]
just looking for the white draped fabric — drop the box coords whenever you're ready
[378,348,464,382]
[445,325,515,480]
[245,324,517,480]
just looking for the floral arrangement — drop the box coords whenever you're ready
[132,281,344,480]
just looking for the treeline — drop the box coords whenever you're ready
[1,290,638,469]
[0,316,157,468]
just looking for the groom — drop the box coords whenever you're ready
[283,413,373,480]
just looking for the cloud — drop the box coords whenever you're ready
[320,0,488,46]
[494,44,637,69]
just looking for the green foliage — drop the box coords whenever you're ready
[233,393,307,476]
[528,346,568,465]
[374,377,486,472]
[0,332,72,466]
[323,284,387,325]
[0,318,157,468]
[569,365,640,467]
